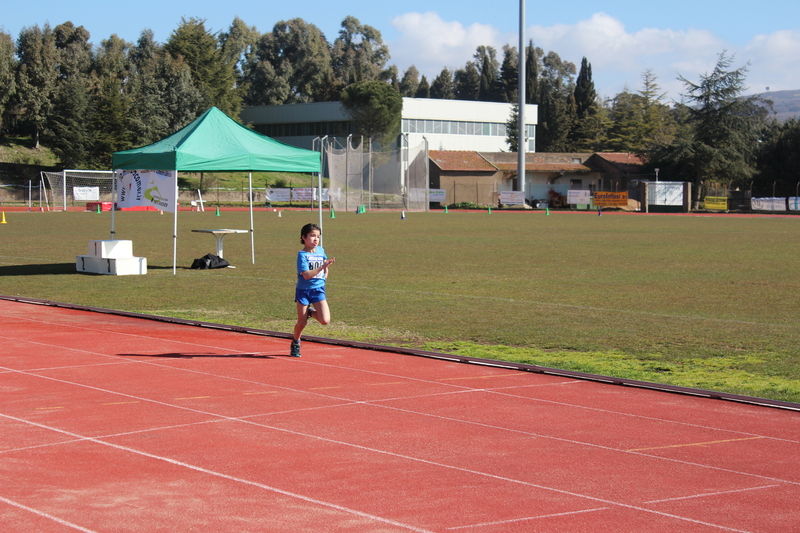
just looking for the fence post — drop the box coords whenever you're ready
[683,182,692,213]
[639,181,649,213]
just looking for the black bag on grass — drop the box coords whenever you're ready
[191,253,230,269]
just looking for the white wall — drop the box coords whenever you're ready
[239,98,538,153]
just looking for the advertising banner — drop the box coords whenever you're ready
[265,188,291,202]
[567,190,591,205]
[74,187,100,201]
[751,197,786,211]
[593,191,628,207]
[429,189,446,202]
[292,188,317,201]
[499,191,525,205]
[788,197,800,211]
[116,170,177,212]
[704,196,728,210]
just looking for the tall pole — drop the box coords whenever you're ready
[517,0,526,200]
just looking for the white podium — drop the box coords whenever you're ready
[76,240,147,275]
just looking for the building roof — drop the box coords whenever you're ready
[429,150,498,172]
[592,152,645,174]
[493,162,593,172]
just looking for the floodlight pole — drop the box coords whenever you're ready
[517,0,526,202]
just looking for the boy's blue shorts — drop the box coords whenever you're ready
[295,287,326,306]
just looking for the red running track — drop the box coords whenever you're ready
[1,298,798,532]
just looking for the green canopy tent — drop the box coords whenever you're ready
[112,107,321,273]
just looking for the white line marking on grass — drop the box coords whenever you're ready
[0,495,100,533]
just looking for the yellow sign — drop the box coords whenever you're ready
[704,196,728,210]
[594,191,628,207]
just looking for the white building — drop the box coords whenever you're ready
[240,97,537,152]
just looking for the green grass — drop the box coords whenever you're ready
[2,208,799,402]
[0,136,58,167]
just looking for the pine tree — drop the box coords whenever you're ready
[430,68,454,99]
[454,62,480,101]
[0,31,17,133]
[569,57,601,151]
[499,44,518,103]
[648,52,767,203]
[399,66,420,97]
[415,75,430,98]
[15,24,58,147]
[165,17,240,116]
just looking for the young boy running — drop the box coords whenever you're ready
[291,223,335,357]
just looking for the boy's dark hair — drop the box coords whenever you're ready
[300,223,321,243]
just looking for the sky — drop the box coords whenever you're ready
[3,0,799,102]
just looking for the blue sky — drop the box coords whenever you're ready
[3,0,799,101]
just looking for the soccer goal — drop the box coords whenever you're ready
[41,170,116,211]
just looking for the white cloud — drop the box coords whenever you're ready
[389,12,503,77]
[388,11,800,101]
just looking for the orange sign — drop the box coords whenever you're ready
[594,191,628,207]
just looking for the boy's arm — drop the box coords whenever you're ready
[301,257,335,280]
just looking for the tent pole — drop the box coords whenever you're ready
[111,171,116,240]
[173,170,178,275]
[249,172,255,264]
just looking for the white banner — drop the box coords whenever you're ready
[116,170,177,212]
[499,191,525,205]
[429,189,446,202]
[751,197,786,211]
[292,188,317,201]
[74,186,99,201]
[265,188,291,202]
[788,197,800,211]
[567,190,591,204]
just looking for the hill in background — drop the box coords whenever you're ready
[752,89,800,121]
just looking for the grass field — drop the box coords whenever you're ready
[2,207,799,402]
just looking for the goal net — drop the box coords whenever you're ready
[325,137,429,212]
[41,170,116,211]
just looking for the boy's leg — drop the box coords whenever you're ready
[310,299,331,325]
[293,302,309,341]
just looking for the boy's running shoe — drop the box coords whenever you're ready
[290,340,301,357]
[307,306,315,319]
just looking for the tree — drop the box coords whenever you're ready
[53,22,92,81]
[637,69,676,148]
[569,57,602,151]
[454,62,480,101]
[536,51,577,151]
[505,102,522,152]
[430,68,455,99]
[415,75,430,98]
[499,44,518,103]
[165,17,240,117]
[126,36,204,146]
[524,40,541,105]
[340,80,402,149]
[219,16,259,82]
[247,18,334,104]
[15,24,58,147]
[331,16,389,85]
[756,119,800,196]
[648,52,767,204]
[0,31,17,133]
[399,66,420,97]
[475,46,501,102]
